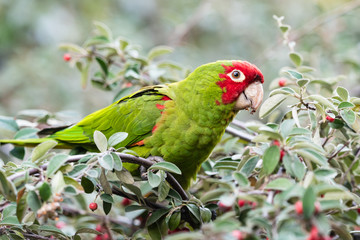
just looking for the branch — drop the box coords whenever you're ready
[61,204,140,229]
[7,152,189,201]
[225,126,254,142]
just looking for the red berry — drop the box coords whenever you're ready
[278,78,286,87]
[250,201,257,209]
[273,140,281,146]
[295,201,303,215]
[55,221,66,229]
[94,235,103,240]
[103,233,109,240]
[89,202,98,211]
[357,208,360,214]
[121,198,132,206]
[218,201,232,212]
[238,199,246,207]
[326,116,335,122]
[95,224,103,232]
[280,150,285,161]
[307,226,319,240]
[320,194,324,198]
[63,53,71,61]
[231,230,244,240]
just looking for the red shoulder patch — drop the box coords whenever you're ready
[156,104,165,110]
[161,96,171,101]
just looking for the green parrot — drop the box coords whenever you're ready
[0,60,264,189]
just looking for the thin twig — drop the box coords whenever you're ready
[340,147,360,184]
[327,143,348,162]
[225,126,254,142]
[61,204,140,229]
[7,152,189,201]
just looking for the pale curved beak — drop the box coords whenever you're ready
[234,81,264,113]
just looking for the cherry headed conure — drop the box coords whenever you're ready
[0,60,264,189]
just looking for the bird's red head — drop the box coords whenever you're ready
[216,61,264,112]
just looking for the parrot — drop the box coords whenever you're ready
[0,60,264,189]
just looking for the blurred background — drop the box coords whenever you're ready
[0,0,359,121]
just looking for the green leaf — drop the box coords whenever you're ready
[280,24,291,33]
[16,191,28,223]
[81,176,95,194]
[340,109,356,125]
[148,171,161,188]
[0,116,19,136]
[93,21,112,40]
[186,204,201,222]
[111,152,122,171]
[158,180,170,201]
[103,201,112,215]
[52,171,66,194]
[336,86,349,101]
[259,94,287,119]
[46,154,68,177]
[58,43,87,54]
[146,208,169,226]
[100,193,114,203]
[314,168,337,180]
[308,95,336,111]
[295,149,327,166]
[329,119,344,129]
[81,60,90,89]
[99,153,114,170]
[149,162,181,175]
[296,79,309,87]
[240,156,260,176]
[0,170,17,201]
[338,101,355,109]
[93,130,107,152]
[263,146,280,175]
[147,46,173,61]
[100,168,112,195]
[39,182,52,201]
[289,52,303,67]
[64,176,84,191]
[269,87,295,97]
[108,132,128,147]
[168,211,181,230]
[75,228,102,236]
[115,169,134,184]
[27,191,41,212]
[288,128,312,136]
[233,172,249,187]
[95,57,108,76]
[200,207,212,223]
[0,216,20,226]
[265,178,294,191]
[302,187,316,219]
[31,140,58,162]
[284,70,303,79]
[14,128,39,139]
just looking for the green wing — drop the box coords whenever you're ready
[51,85,170,151]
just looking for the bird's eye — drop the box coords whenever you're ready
[228,70,245,82]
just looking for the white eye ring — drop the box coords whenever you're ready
[228,70,246,82]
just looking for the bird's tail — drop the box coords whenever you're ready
[0,138,56,147]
